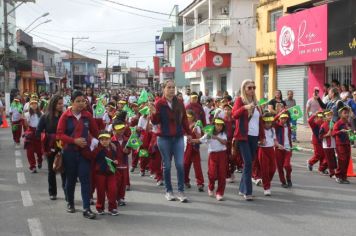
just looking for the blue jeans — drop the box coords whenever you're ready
[291,119,297,141]
[63,150,91,210]
[237,136,258,195]
[157,136,185,193]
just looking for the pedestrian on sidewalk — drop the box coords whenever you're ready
[57,90,99,219]
[284,90,298,142]
[347,91,356,148]
[268,90,286,115]
[150,79,192,203]
[306,88,322,117]
[332,103,352,184]
[9,97,23,146]
[307,112,328,175]
[36,95,66,200]
[232,79,265,201]
[23,99,43,173]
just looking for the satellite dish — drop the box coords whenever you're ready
[220,26,232,37]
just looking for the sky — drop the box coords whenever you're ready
[16,0,193,69]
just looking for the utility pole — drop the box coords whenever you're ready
[3,0,9,94]
[105,50,129,89]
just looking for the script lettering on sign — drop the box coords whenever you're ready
[185,48,206,71]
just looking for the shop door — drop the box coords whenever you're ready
[220,75,227,93]
[277,66,307,124]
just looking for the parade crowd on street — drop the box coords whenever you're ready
[1,78,355,219]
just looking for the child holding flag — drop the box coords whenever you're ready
[184,109,205,192]
[93,130,119,216]
[319,110,337,178]
[332,104,352,184]
[274,112,293,188]
[307,111,329,175]
[191,118,227,201]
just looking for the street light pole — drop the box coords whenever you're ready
[26,19,52,33]
[23,12,49,32]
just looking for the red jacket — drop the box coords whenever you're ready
[111,134,130,167]
[319,121,332,148]
[56,108,99,148]
[93,144,118,175]
[274,121,292,148]
[151,96,192,137]
[186,102,206,126]
[332,119,350,145]
[308,115,322,145]
[232,97,265,141]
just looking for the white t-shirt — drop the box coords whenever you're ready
[214,108,225,119]
[203,106,212,125]
[262,128,276,148]
[9,106,22,122]
[322,136,336,149]
[23,102,30,113]
[102,112,111,125]
[128,96,137,104]
[137,116,148,130]
[284,125,291,149]
[183,95,190,107]
[248,109,260,136]
[200,132,227,153]
[24,112,40,128]
[306,98,321,115]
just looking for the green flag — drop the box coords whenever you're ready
[288,105,303,120]
[94,99,105,116]
[290,146,302,151]
[139,149,149,158]
[139,106,150,116]
[347,130,356,141]
[329,121,334,129]
[137,89,148,105]
[203,125,215,136]
[258,98,269,106]
[126,128,142,150]
[195,120,203,129]
[105,157,116,173]
[123,105,135,118]
[148,92,155,101]
[11,102,23,113]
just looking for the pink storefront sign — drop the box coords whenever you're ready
[277,5,328,65]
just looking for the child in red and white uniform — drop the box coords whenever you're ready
[223,104,237,183]
[23,100,43,173]
[9,97,23,145]
[258,112,279,196]
[139,119,152,177]
[111,119,131,206]
[93,131,118,216]
[148,124,163,186]
[274,112,293,188]
[192,118,227,201]
[319,110,337,178]
[332,104,352,184]
[307,111,328,175]
[103,102,116,131]
[184,110,204,192]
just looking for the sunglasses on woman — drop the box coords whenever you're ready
[247,86,256,90]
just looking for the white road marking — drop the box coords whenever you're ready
[17,172,26,184]
[27,218,45,236]
[21,190,33,207]
[16,158,23,168]
[15,150,21,156]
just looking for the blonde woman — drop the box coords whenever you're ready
[232,80,265,201]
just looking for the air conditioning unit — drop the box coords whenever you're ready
[221,7,229,15]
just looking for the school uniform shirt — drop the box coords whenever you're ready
[9,105,22,122]
[319,121,336,149]
[137,116,148,131]
[199,132,227,153]
[308,114,322,145]
[186,102,207,126]
[248,108,260,137]
[203,106,212,125]
[260,128,276,148]
[214,107,225,119]
[332,119,350,145]
[284,125,291,149]
[24,112,40,128]
[23,102,30,112]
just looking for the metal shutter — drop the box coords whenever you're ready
[277,66,308,124]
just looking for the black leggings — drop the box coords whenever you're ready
[47,152,67,199]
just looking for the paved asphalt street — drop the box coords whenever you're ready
[1,127,356,236]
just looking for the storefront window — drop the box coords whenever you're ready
[205,76,213,95]
[220,75,227,93]
[327,65,352,86]
[263,64,269,98]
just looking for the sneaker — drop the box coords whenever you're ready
[287,181,293,188]
[176,192,188,203]
[238,191,244,196]
[140,171,145,177]
[342,179,350,184]
[119,199,126,206]
[255,179,262,187]
[150,175,155,179]
[307,161,313,171]
[130,167,135,173]
[281,183,289,188]
[335,177,342,184]
[216,195,224,201]
[236,169,243,173]
[165,192,176,201]
[185,183,191,189]
[83,209,96,219]
[97,209,105,215]
[49,195,57,200]
[37,163,42,169]
[109,209,119,216]
[66,204,75,213]
[208,189,214,197]
[156,180,164,186]
[198,185,204,192]
[30,168,37,174]
[90,198,95,205]
[264,189,271,196]
[319,170,329,176]
[244,195,253,201]
[126,185,131,191]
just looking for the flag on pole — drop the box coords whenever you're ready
[137,89,149,105]
[203,125,215,136]
[123,105,135,118]
[139,149,149,158]
[288,105,303,120]
[126,128,142,150]
[194,120,203,129]
[258,98,269,106]
[139,106,150,116]
[105,157,116,173]
[94,99,105,116]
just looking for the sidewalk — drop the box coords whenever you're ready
[296,125,356,158]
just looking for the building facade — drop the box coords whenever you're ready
[159,5,188,90]
[180,0,258,96]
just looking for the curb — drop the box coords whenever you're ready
[297,146,356,161]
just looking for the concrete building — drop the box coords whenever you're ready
[180,0,258,97]
[159,5,188,90]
